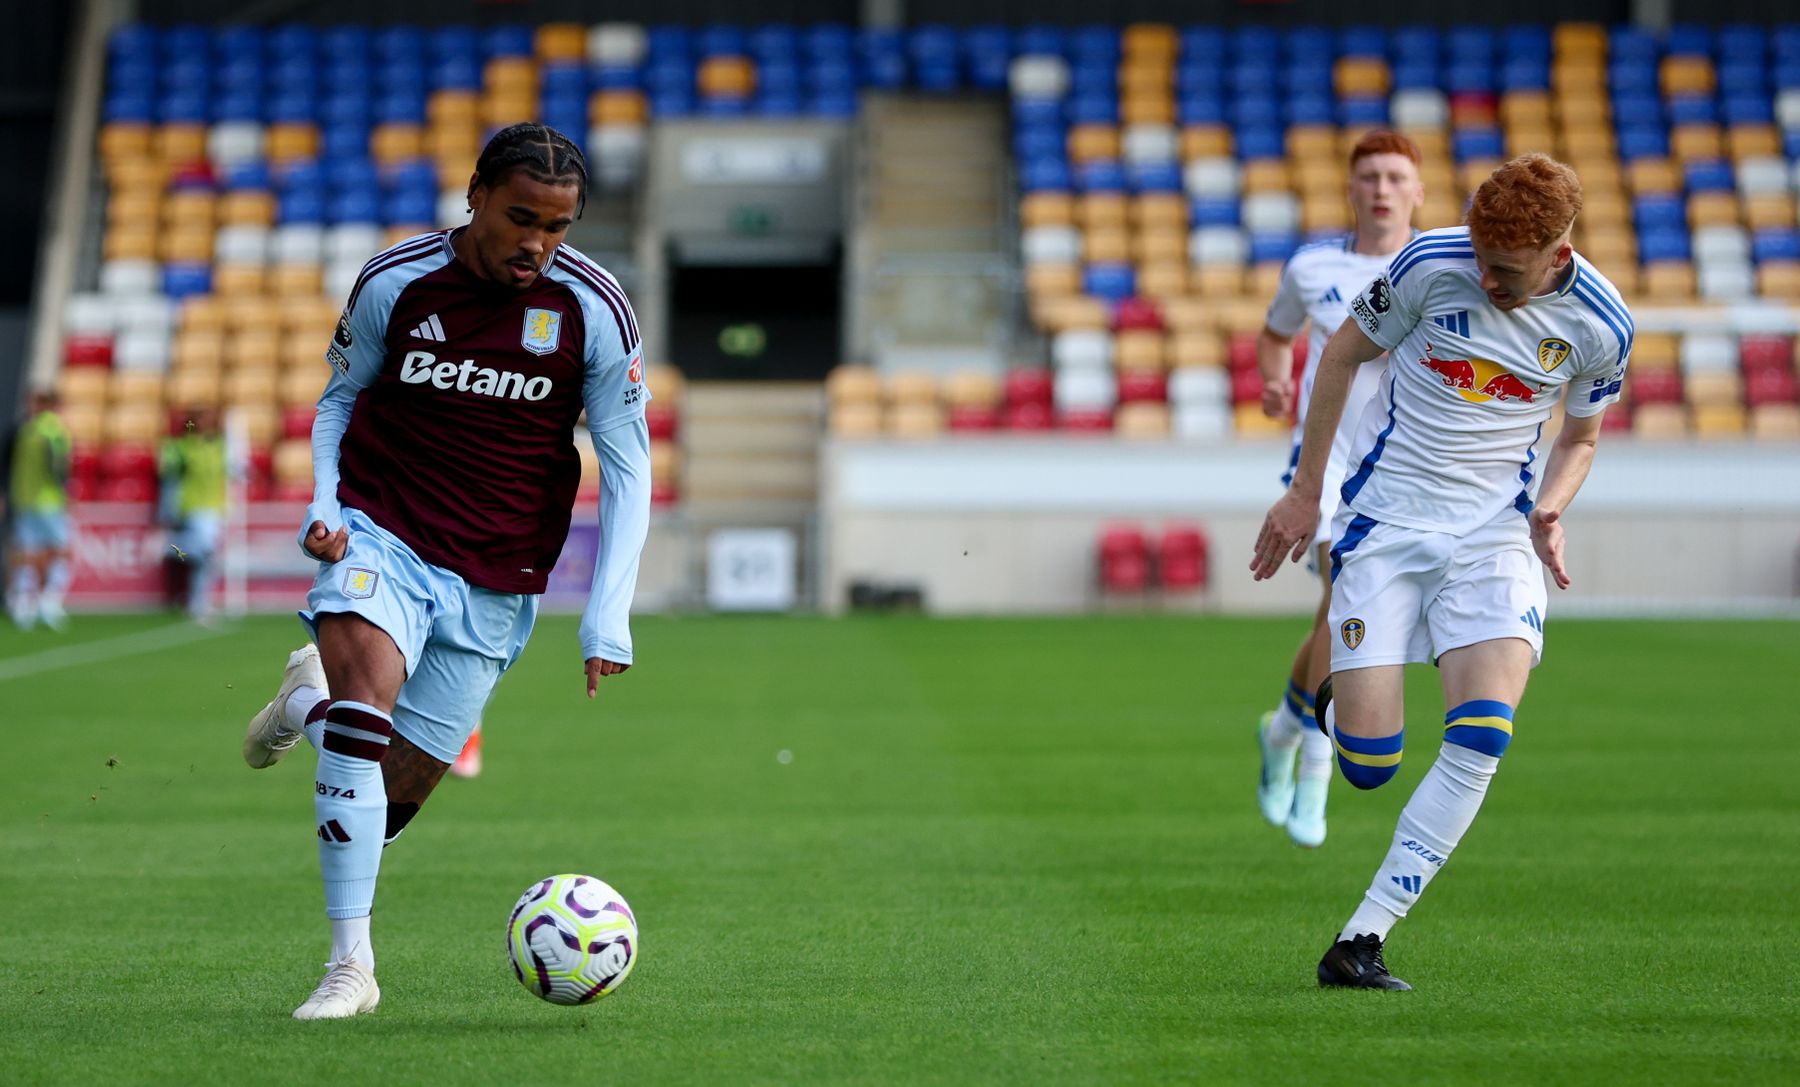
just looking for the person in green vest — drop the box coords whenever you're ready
[159,405,228,621]
[5,390,73,631]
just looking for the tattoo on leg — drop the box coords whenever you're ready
[382,733,451,807]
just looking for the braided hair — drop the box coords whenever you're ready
[471,122,589,217]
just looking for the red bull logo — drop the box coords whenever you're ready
[1418,345,1546,404]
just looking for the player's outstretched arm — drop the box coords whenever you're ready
[1251,318,1385,580]
[1528,410,1604,590]
[580,414,652,698]
[1255,325,1299,419]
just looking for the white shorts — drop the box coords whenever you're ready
[1325,506,1547,672]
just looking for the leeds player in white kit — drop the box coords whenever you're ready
[1253,130,1425,850]
[1252,154,1630,989]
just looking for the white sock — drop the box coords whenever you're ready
[8,567,36,621]
[40,558,70,611]
[1266,699,1305,749]
[1339,742,1501,942]
[1297,726,1333,782]
[285,686,330,741]
[330,915,374,971]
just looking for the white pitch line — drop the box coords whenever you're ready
[0,621,231,684]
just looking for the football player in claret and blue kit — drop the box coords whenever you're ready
[240,124,653,1018]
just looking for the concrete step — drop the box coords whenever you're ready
[683,416,822,456]
[682,452,818,500]
[683,382,827,422]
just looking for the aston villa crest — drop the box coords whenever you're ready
[522,308,562,356]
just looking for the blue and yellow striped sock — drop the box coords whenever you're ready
[1443,700,1514,758]
[1283,678,1314,725]
[1332,727,1403,790]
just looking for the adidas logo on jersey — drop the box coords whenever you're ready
[1430,311,1470,336]
[399,350,553,402]
[409,313,447,341]
[1318,286,1342,304]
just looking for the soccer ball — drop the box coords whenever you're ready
[506,874,638,1005]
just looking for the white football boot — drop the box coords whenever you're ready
[243,644,326,769]
[292,955,380,1020]
[1256,711,1297,827]
[1285,776,1328,848]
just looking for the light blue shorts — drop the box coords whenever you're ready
[301,507,539,764]
[11,510,69,552]
[171,511,222,560]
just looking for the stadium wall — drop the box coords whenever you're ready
[820,439,1800,615]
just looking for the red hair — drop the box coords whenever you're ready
[1466,153,1584,250]
[1347,129,1422,170]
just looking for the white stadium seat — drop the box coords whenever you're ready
[100,259,160,296]
[324,224,384,265]
[64,293,115,336]
[113,293,174,334]
[1172,402,1232,440]
[589,125,647,188]
[1692,225,1750,264]
[1189,226,1249,266]
[214,224,270,264]
[1021,225,1082,265]
[1121,124,1178,165]
[1168,366,1230,407]
[588,22,647,67]
[1679,333,1738,375]
[1242,191,1301,234]
[1053,366,1117,411]
[1051,329,1114,370]
[1735,157,1790,198]
[1389,89,1449,130]
[437,191,469,228]
[1775,89,1800,130]
[1183,156,1240,198]
[324,260,363,302]
[272,224,325,265]
[1008,55,1070,100]
[113,327,172,372]
[207,122,265,169]
[1697,261,1756,302]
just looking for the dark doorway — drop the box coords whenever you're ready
[667,252,841,381]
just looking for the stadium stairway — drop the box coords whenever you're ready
[680,381,826,516]
[849,93,1015,373]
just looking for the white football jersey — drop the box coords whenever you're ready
[1343,226,1631,535]
[1265,233,1403,428]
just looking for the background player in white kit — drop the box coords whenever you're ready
[1251,154,1630,989]
[1253,130,1425,849]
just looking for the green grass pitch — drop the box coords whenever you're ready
[1,613,1796,1084]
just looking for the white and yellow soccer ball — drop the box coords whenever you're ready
[506,874,638,1005]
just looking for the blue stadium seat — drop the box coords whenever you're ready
[431,58,481,91]
[277,159,325,192]
[1753,229,1800,264]
[1229,60,1278,96]
[1609,60,1659,97]
[1338,96,1389,127]
[750,24,800,60]
[215,93,261,123]
[805,24,854,60]
[1074,159,1127,193]
[1250,233,1300,265]
[1283,65,1332,97]
[698,25,748,58]
[1235,126,1284,160]
[1012,98,1063,127]
[321,93,369,127]
[1667,95,1717,125]
[650,89,694,117]
[1066,94,1118,125]
[428,26,478,63]
[1785,130,1800,159]
[1128,161,1182,194]
[110,24,158,61]
[1633,194,1687,232]
[1338,26,1386,60]
[321,123,370,161]
[1612,94,1663,129]
[162,58,211,95]
[377,60,427,97]
[1717,25,1766,61]
[1233,26,1279,63]
[1638,229,1691,263]
[479,25,532,61]
[699,96,751,118]
[757,61,800,95]
[648,25,692,59]
[1452,128,1505,163]
[216,58,262,95]
[808,58,855,94]
[1666,25,1712,59]
[915,62,961,93]
[370,25,422,63]
[1287,27,1334,66]
[1618,126,1671,160]
[280,187,326,225]
[1070,58,1114,96]
[1723,94,1774,124]
[1392,27,1440,63]
[757,92,802,117]
[328,189,381,225]
[1190,197,1240,227]
[1609,27,1659,64]
[1445,64,1495,95]
[1392,60,1438,92]
[213,26,262,62]
[595,65,643,91]
[1501,26,1551,61]
[383,158,437,195]
[109,57,158,94]
[1179,27,1225,62]
[1446,26,1494,62]
[1230,96,1281,129]
[1082,262,1135,303]
[1286,94,1334,126]
[1777,61,1800,90]
[157,93,208,124]
[1501,60,1550,92]
[541,63,587,98]
[319,25,369,63]
[1070,25,1119,64]
[1014,124,1063,161]
[1685,159,1735,193]
[220,161,269,190]
[962,26,1012,63]
[266,89,316,122]
[859,29,907,89]
[1019,157,1070,192]
[648,58,695,94]
[910,25,958,66]
[163,263,212,301]
[375,92,426,126]
[104,92,156,123]
[1177,62,1224,96]
[809,91,858,118]
[382,189,437,226]
[323,59,371,92]
[1016,25,1065,58]
[162,24,210,60]
[269,57,315,96]
[327,157,379,194]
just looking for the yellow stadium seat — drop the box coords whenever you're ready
[1118,62,1173,99]
[645,364,684,408]
[273,439,315,487]
[1120,95,1175,126]
[1628,332,1678,372]
[1691,403,1746,438]
[1133,230,1185,265]
[1116,401,1171,439]
[218,190,275,227]
[1457,159,1504,196]
[1756,261,1800,300]
[1686,372,1744,408]
[1553,23,1607,57]
[1579,196,1629,229]
[179,295,227,335]
[1083,228,1132,264]
[1577,235,1636,272]
[1115,329,1166,371]
[107,188,161,228]
[434,153,474,191]
[1020,192,1076,229]
[99,122,154,162]
[1670,124,1723,162]
[1415,159,1455,192]
[277,364,324,407]
[223,297,281,337]
[1132,192,1188,232]
[171,330,225,372]
[105,403,166,444]
[266,123,318,163]
[166,369,222,408]
[697,57,755,98]
[886,372,939,408]
[427,123,480,161]
[57,367,110,406]
[372,123,425,164]
[1168,330,1224,368]
[1191,265,1243,297]
[159,227,212,264]
[1137,261,1187,300]
[103,224,157,262]
[1234,403,1288,437]
[1727,124,1780,160]
[1551,63,1605,99]
[1626,158,1682,195]
[589,91,647,125]
[230,403,281,445]
[212,263,265,297]
[107,371,162,407]
[225,367,279,407]
[1750,404,1800,439]
[1661,57,1715,97]
[1180,124,1231,159]
[1241,160,1290,192]
[270,265,324,298]
[1558,124,1617,160]
[1286,125,1336,160]
[278,334,322,373]
[285,298,343,340]
[1554,96,1609,128]
[481,94,536,129]
[1026,262,1081,298]
[1639,262,1697,302]
[1415,198,1463,231]
[1068,123,1121,163]
[229,330,282,372]
[887,403,945,439]
[534,22,587,62]
[427,90,479,127]
[1687,192,1740,229]
[1745,194,1796,231]
[1246,262,1283,298]
[1335,58,1390,97]
[1403,130,1450,158]
[155,123,207,163]
[1077,193,1131,231]
[1034,296,1110,332]
[1159,298,1214,334]
[1303,200,1350,233]
[1500,92,1553,127]
[162,189,214,228]
[61,405,104,445]
[484,58,539,97]
[1506,127,1554,159]
[1122,23,1178,62]
[1632,403,1689,439]
[648,439,682,483]
[105,155,167,191]
[829,402,882,439]
[826,364,882,406]
[944,371,1001,409]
